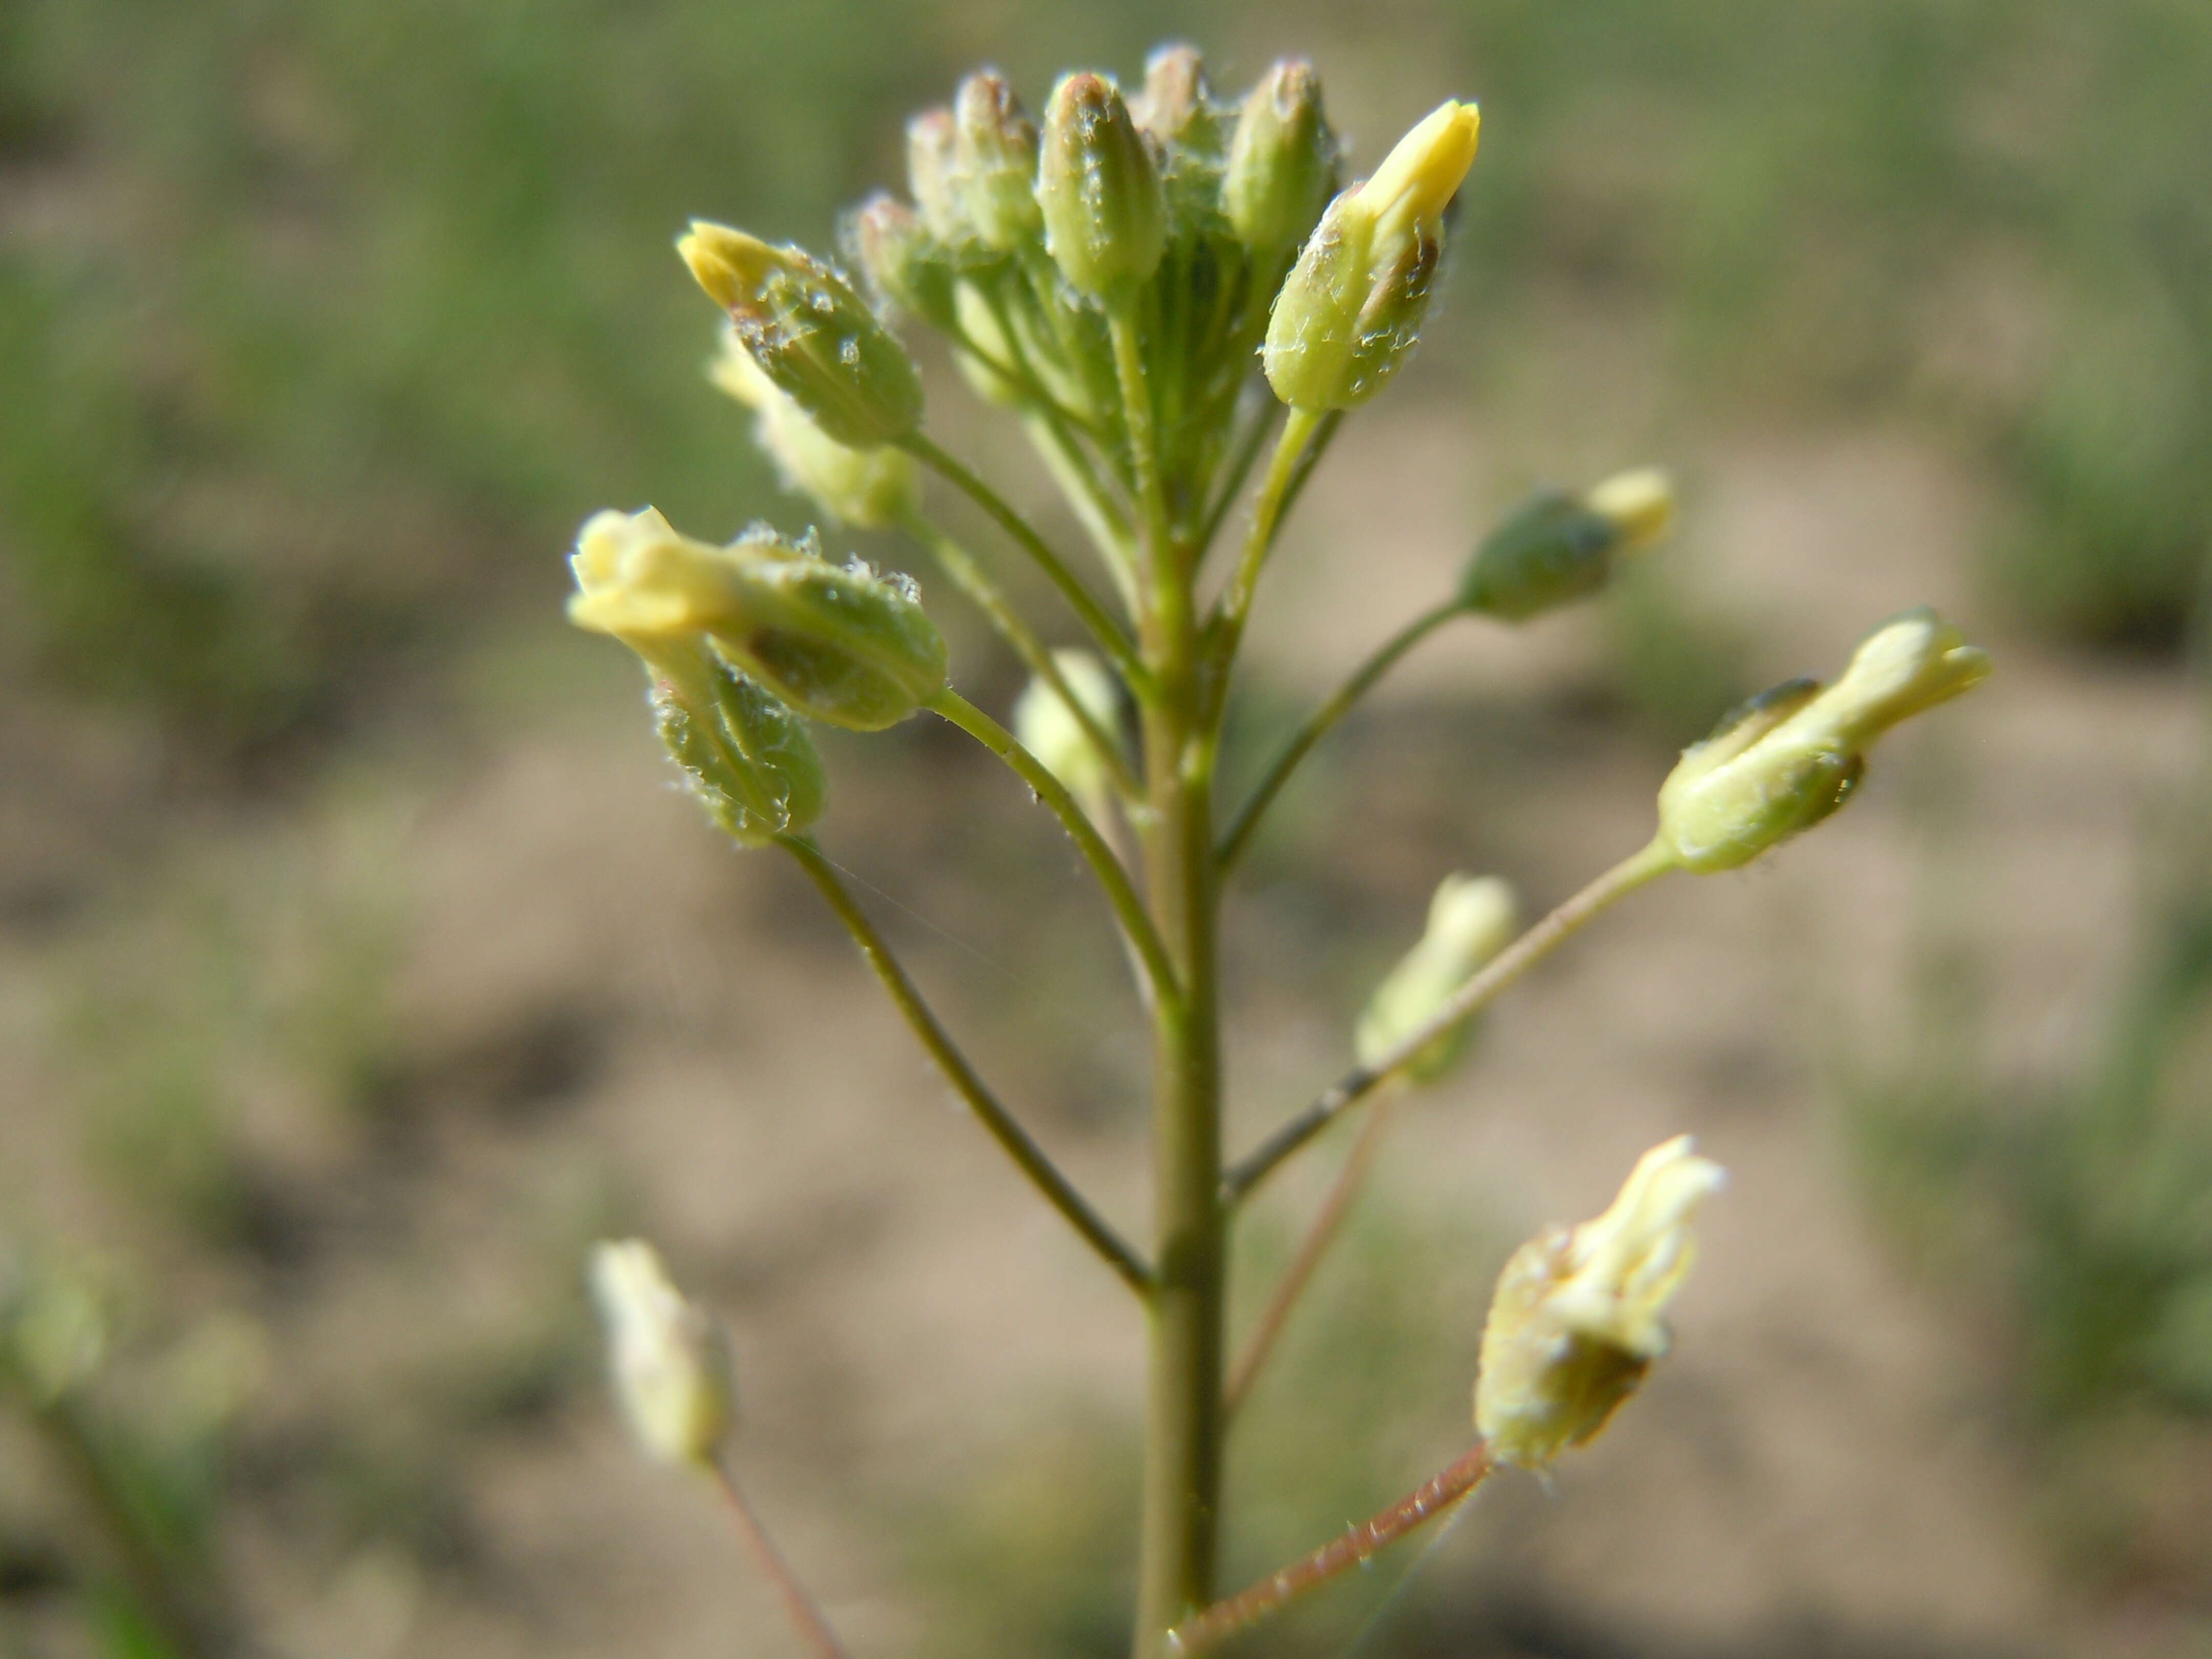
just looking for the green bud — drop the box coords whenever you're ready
[1012,649,1121,815]
[907,107,973,247]
[1263,101,1479,411]
[1039,72,1165,300]
[1460,468,1675,621]
[1655,608,1992,873]
[845,193,959,332]
[654,656,825,845]
[569,507,948,731]
[954,73,1044,252]
[1355,874,1518,1082]
[1223,58,1338,256]
[679,221,923,448]
[711,331,920,530]
[1133,44,1217,151]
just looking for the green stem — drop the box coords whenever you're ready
[1192,395,1279,564]
[925,689,1181,1009]
[1224,841,1676,1203]
[1217,598,1464,874]
[1166,1442,1497,1653]
[1204,407,1324,723]
[902,511,1140,799]
[775,833,1152,1294]
[900,431,1150,693]
[1109,303,1175,595]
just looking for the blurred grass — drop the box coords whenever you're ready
[2,0,2208,759]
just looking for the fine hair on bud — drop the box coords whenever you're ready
[1039,71,1166,299]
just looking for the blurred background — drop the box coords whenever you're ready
[3,1,2209,1655]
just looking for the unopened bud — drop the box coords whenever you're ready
[1012,649,1121,814]
[1223,59,1338,256]
[1356,875,1518,1082]
[846,193,959,332]
[569,507,947,731]
[1039,72,1166,300]
[1460,467,1676,621]
[712,332,919,530]
[906,108,972,246]
[954,74,1043,252]
[654,656,825,846]
[589,1240,734,1469]
[1133,44,1216,149]
[1476,1136,1725,1467]
[1263,100,1479,411]
[1655,608,1991,873]
[679,222,922,448]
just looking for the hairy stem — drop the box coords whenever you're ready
[902,511,1139,798]
[775,833,1152,1293]
[926,689,1181,1008]
[1225,841,1676,1202]
[900,431,1150,691]
[709,1455,856,1659]
[1217,598,1464,873]
[1166,1442,1497,1653]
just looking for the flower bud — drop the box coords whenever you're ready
[906,107,972,246]
[569,507,948,731]
[653,656,826,846]
[679,222,923,448]
[1012,649,1121,815]
[1223,59,1338,257]
[1655,608,1991,873]
[711,332,920,530]
[1475,1136,1725,1467]
[1133,44,1216,150]
[0,1257,106,1406]
[1039,72,1166,300]
[589,1240,734,1469]
[954,73,1044,252]
[1263,100,1479,411]
[1355,874,1519,1082]
[1459,467,1676,622]
[845,193,959,332]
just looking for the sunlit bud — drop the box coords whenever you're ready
[1655,608,1991,873]
[711,332,919,530]
[1039,72,1166,299]
[1012,649,1121,815]
[679,222,923,448]
[654,657,826,846]
[1223,58,1339,256]
[1133,44,1216,148]
[1355,874,1519,1083]
[589,1240,734,1469]
[1476,1136,1725,1467]
[954,74,1044,252]
[1459,468,1676,621]
[569,508,948,731]
[846,193,959,332]
[906,107,973,246]
[1263,100,1479,411]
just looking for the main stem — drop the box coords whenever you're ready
[1131,389,1227,1658]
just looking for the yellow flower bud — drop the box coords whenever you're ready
[1655,608,1991,873]
[588,1240,734,1469]
[1459,467,1675,622]
[711,331,919,530]
[1039,72,1166,300]
[1263,100,1479,411]
[1355,874,1519,1083]
[678,222,923,448]
[1012,649,1121,815]
[1475,1136,1725,1467]
[568,507,947,731]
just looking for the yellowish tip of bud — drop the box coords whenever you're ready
[1585,466,1675,552]
[1355,874,1519,1081]
[1356,99,1480,242]
[1475,1136,1725,1467]
[589,1240,734,1469]
[678,220,770,311]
